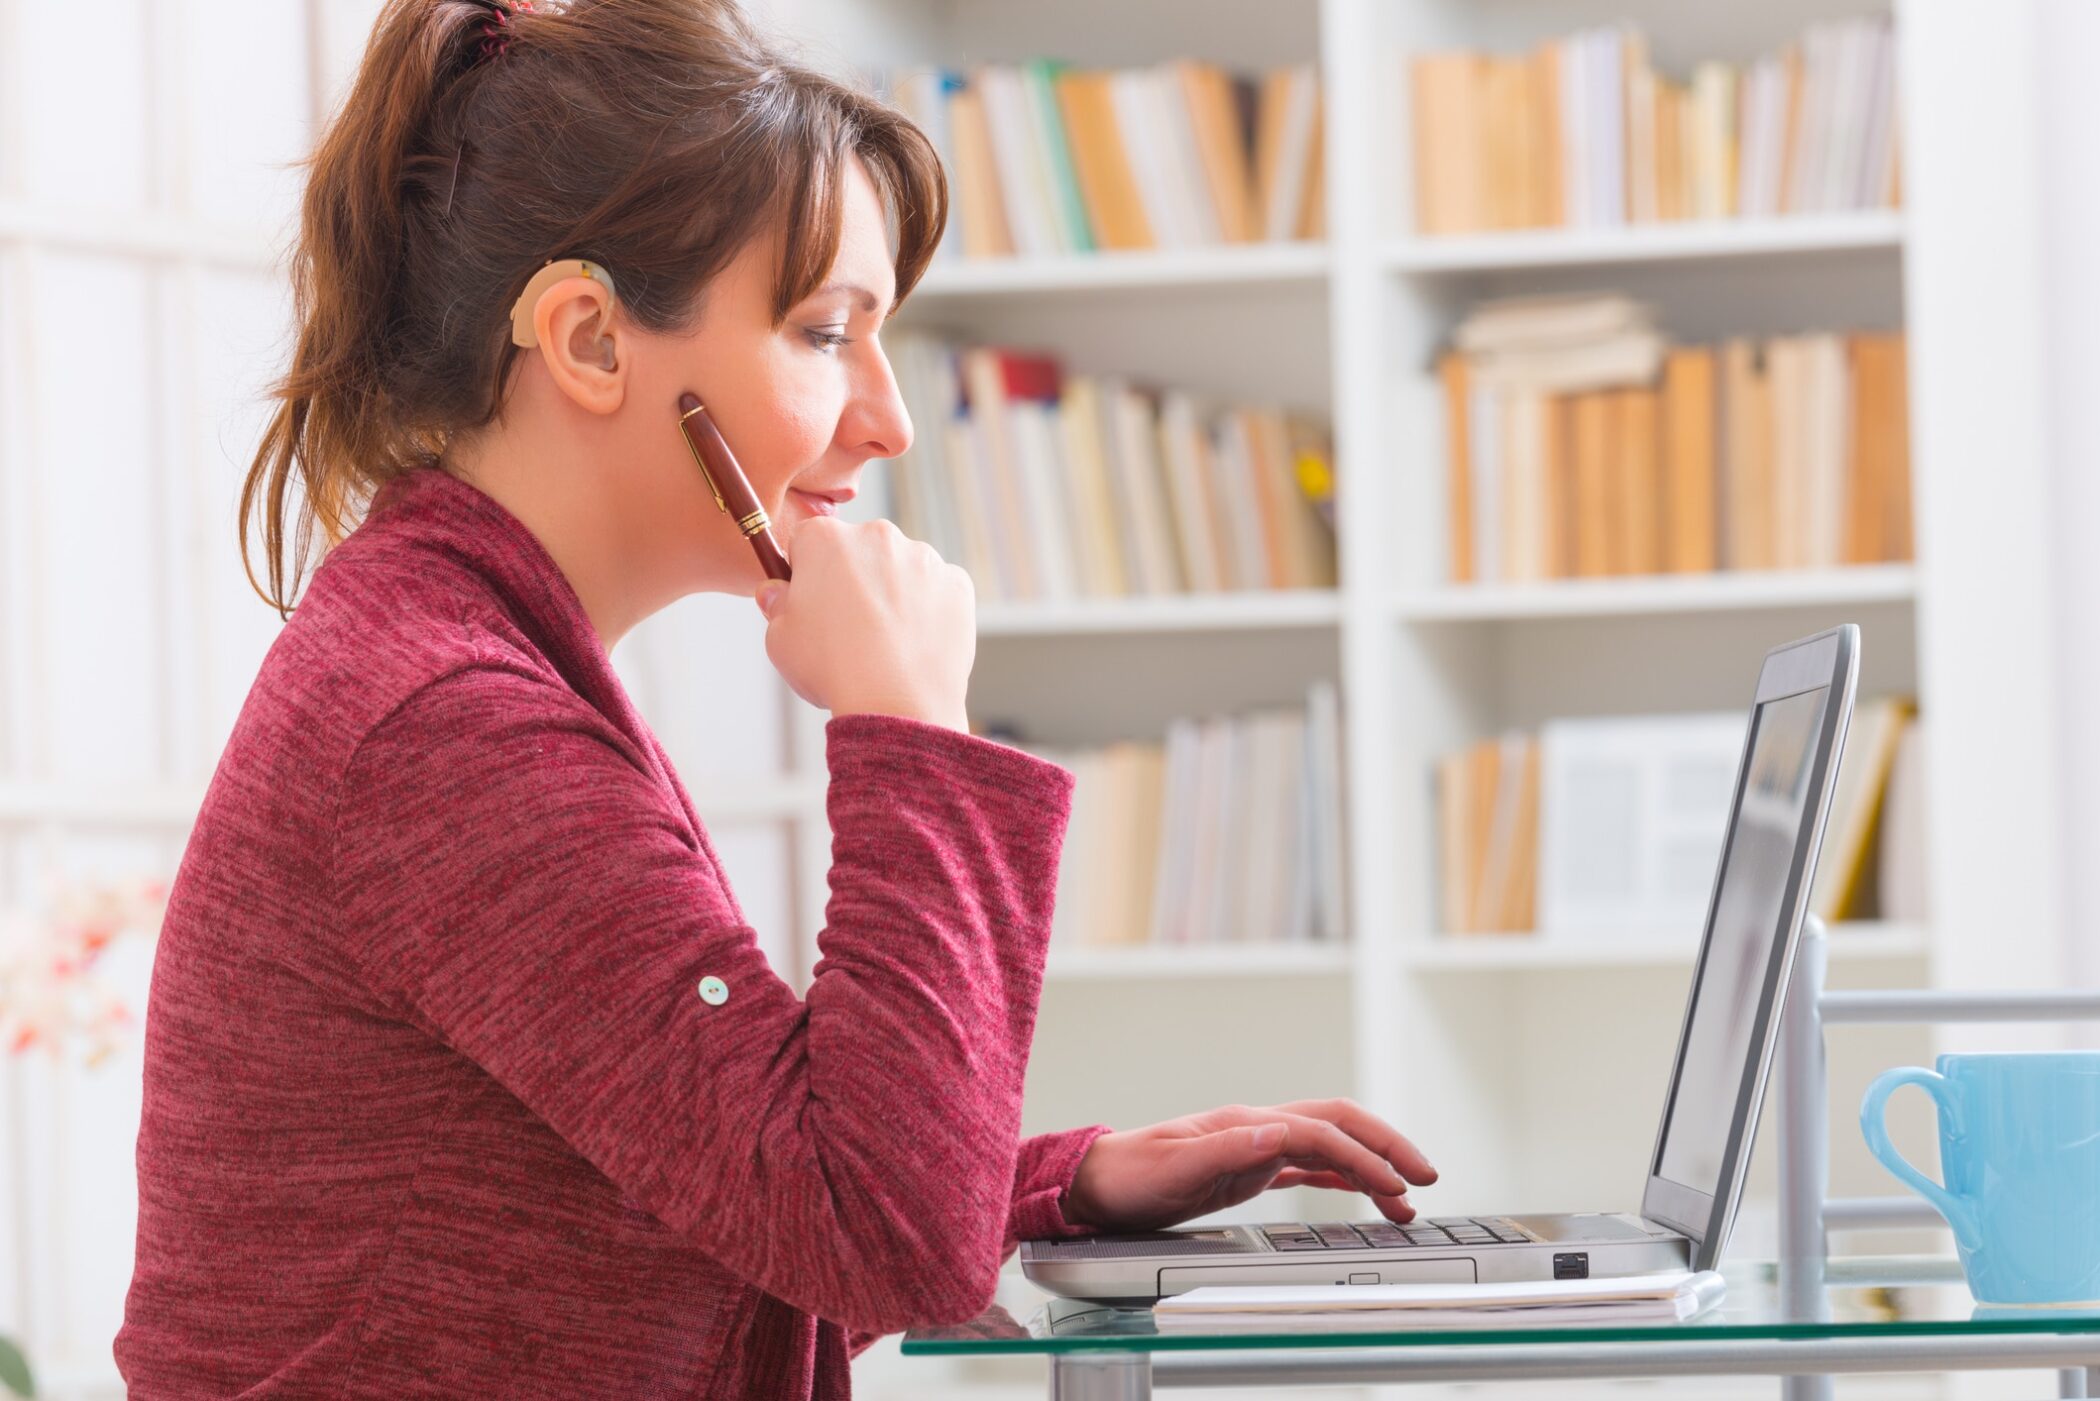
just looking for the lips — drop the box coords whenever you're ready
[789,485,854,517]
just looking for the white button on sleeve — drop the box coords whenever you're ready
[696,975,728,1006]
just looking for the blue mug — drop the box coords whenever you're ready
[1861,1052,2100,1306]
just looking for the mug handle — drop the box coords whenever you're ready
[1860,1066,1980,1252]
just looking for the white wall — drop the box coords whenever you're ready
[0,1,811,1392]
[2040,0,2100,1006]
[5,0,2100,1396]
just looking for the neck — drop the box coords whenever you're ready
[440,427,644,654]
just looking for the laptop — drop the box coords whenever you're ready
[1023,625,1860,1305]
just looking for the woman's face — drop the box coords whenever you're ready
[617,156,912,602]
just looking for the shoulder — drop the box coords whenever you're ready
[265,531,566,749]
[347,658,625,778]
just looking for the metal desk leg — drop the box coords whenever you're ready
[1778,921,1834,1401]
[1050,1351,1151,1400]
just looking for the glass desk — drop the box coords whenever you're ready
[903,1259,2100,1399]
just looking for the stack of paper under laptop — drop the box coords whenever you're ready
[1152,1270,1726,1330]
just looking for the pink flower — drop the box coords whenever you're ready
[1,874,167,1065]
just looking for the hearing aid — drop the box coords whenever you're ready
[509,258,618,350]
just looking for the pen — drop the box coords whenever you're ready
[677,391,792,582]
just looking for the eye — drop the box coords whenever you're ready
[803,325,852,354]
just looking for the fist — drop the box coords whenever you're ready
[754,517,976,732]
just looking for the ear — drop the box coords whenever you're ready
[529,276,625,415]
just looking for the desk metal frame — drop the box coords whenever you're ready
[1034,920,2100,1398]
[1773,919,2100,1401]
[1047,1343,2100,1399]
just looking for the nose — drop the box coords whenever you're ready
[843,338,913,461]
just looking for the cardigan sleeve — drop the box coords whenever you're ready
[1007,1125,1113,1249]
[330,668,1074,1337]
[843,1123,1113,1357]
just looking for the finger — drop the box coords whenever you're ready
[1266,1169,1417,1224]
[1274,1098,1438,1187]
[1210,1109,1412,1197]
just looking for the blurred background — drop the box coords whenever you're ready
[2,0,2097,1397]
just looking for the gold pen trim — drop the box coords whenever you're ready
[678,420,728,512]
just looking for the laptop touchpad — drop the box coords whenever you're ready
[1510,1213,1655,1243]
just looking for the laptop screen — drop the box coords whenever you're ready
[1652,683,1831,1194]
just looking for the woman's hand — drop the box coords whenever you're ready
[1064,1100,1438,1234]
[753,517,975,732]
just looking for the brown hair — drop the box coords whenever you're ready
[241,0,945,617]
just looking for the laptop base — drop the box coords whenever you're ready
[1022,1212,1692,1306]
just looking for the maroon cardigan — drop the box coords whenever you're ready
[115,466,1106,1397]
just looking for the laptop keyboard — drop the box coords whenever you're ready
[1261,1217,1535,1252]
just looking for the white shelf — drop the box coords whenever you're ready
[1045,942,1353,980]
[0,199,283,269]
[1403,924,1930,972]
[977,589,1342,637]
[1384,212,1904,275]
[0,783,206,825]
[911,242,1329,298]
[1391,565,1918,623]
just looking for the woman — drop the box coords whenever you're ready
[114,0,1436,1394]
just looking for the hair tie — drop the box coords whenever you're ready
[476,0,534,63]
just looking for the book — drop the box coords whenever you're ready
[1537,713,1748,944]
[1444,298,1906,588]
[1878,719,1929,925]
[1809,698,1915,922]
[976,66,1063,259]
[888,334,1335,603]
[1031,686,1344,951]
[1721,338,1776,571]
[1056,70,1153,251]
[1571,392,1612,577]
[1441,354,1475,583]
[1306,679,1347,942]
[947,86,1014,259]
[1153,1270,1727,1329]
[1177,60,1259,242]
[901,58,1322,259]
[1662,348,1719,572]
[1025,59,1094,254]
[1455,292,1651,354]
[1435,732,1539,935]
[1847,333,1913,563]
[1262,63,1324,240]
[1617,387,1662,574]
[1408,15,1900,235]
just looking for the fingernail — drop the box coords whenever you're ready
[1254,1123,1286,1151]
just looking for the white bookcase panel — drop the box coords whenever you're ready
[763,0,2069,1283]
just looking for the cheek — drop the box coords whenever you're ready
[746,357,845,496]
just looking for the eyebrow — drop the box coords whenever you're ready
[808,280,887,315]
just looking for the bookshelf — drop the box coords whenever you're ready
[1046,941,1354,981]
[762,2,2064,1391]
[1392,563,1917,621]
[1387,209,1904,275]
[914,242,1331,297]
[1402,922,1930,973]
[977,588,1341,637]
